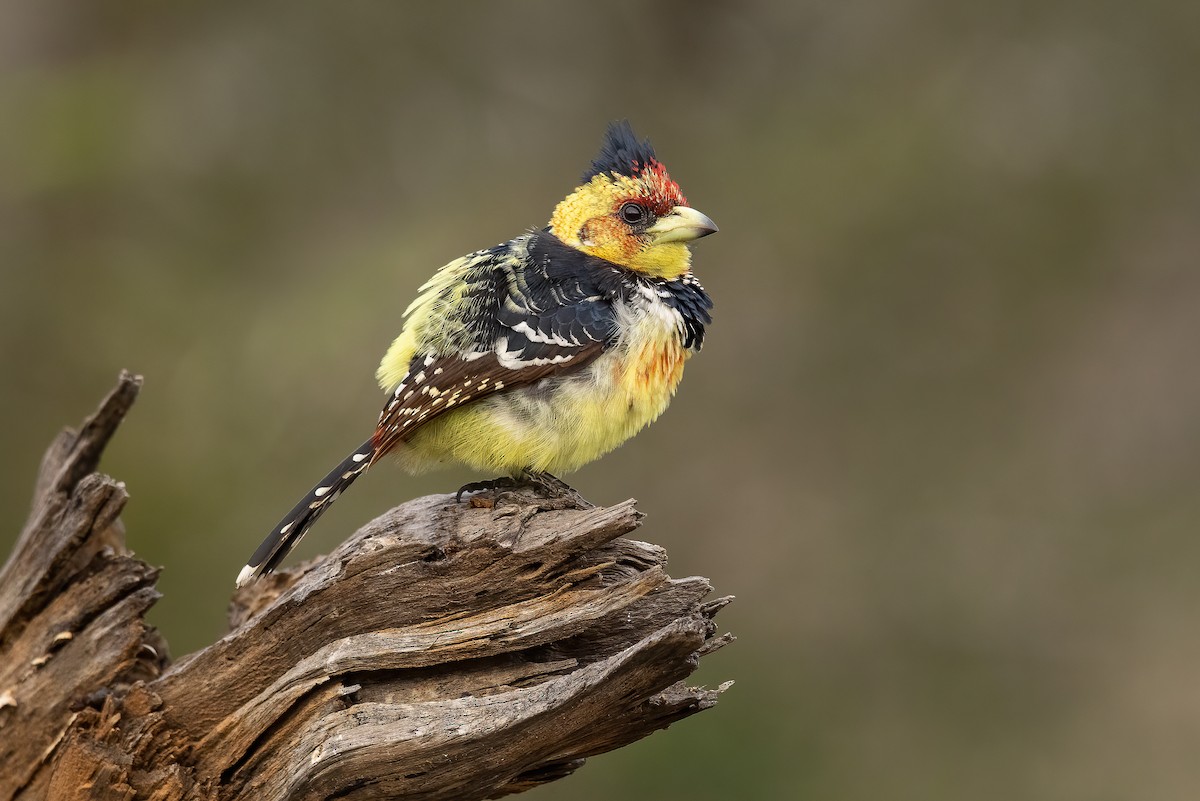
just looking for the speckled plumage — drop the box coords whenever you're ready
[378,231,712,476]
[238,122,716,586]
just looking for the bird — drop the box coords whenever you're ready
[236,121,717,587]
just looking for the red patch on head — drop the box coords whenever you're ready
[628,159,687,216]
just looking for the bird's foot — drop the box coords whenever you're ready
[455,476,519,503]
[512,470,592,510]
[455,472,592,510]
[519,470,578,499]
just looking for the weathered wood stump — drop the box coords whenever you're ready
[0,373,732,800]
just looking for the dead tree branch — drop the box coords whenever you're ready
[0,372,732,800]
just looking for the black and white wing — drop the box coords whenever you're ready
[371,233,619,459]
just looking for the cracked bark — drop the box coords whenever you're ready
[0,372,733,801]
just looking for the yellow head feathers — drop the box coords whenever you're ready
[549,122,716,279]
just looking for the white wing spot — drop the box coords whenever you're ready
[497,352,574,368]
[314,486,330,497]
[512,320,575,347]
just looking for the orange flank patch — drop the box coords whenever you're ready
[618,335,687,399]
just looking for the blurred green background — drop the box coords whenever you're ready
[3,1,1200,799]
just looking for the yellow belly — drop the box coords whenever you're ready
[395,319,688,475]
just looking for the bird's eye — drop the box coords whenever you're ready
[619,202,646,225]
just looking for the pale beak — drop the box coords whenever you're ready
[647,206,719,244]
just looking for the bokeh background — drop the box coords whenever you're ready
[3,1,1200,799]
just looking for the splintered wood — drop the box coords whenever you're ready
[0,373,732,801]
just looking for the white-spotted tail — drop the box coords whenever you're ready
[235,438,375,587]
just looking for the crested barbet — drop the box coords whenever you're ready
[237,121,717,586]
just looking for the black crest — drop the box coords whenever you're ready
[582,120,658,182]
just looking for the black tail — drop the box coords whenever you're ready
[236,438,375,587]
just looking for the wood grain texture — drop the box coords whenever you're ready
[0,374,733,800]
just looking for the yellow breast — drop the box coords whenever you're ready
[395,299,690,476]
[617,317,687,402]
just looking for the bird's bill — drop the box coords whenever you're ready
[647,206,719,244]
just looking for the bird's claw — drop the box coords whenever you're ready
[519,470,578,499]
[455,471,591,509]
[455,477,519,502]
